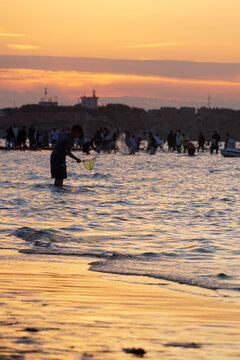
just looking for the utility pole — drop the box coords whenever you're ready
[207,94,211,109]
[44,88,47,102]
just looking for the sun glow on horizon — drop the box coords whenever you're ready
[2,68,240,89]
[1,67,240,108]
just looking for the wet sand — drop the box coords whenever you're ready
[0,250,240,360]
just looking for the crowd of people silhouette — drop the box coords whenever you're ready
[3,124,236,156]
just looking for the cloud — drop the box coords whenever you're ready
[0,56,240,109]
[1,56,240,83]
[7,44,39,50]
[0,33,24,37]
[1,68,239,90]
[124,42,183,49]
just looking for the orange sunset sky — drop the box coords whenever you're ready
[1,0,240,109]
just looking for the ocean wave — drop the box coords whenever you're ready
[13,227,239,292]
[19,248,107,258]
[13,227,59,243]
[89,257,238,291]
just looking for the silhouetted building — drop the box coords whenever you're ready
[180,107,195,117]
[160,107,178,116]
[81,90,98,109]
[38,88,58,107]
[39,98,58,107]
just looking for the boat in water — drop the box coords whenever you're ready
[221,148,240,157]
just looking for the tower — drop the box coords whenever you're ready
[81,90,99,109]
[39,88,58,107]
[207,94,211,109]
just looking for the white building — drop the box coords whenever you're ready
[81,90,98,109]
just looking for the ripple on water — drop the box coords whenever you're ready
[0,150,239,296]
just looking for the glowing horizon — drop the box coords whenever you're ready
[1,63,240,109]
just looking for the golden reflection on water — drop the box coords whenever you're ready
[1,151,240,358]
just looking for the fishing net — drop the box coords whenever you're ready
[82,157,96,171]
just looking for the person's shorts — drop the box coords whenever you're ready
[50,153,67,179]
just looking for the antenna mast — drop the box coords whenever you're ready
[207,94,211,109]
[44,88,48,102]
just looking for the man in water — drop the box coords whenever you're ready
[50,124,83,186]
[210,130,221,154]
[175,130,183,153]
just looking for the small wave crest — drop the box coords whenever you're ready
[13,227,112,258]
[89,256,239,292]
[13,227,58,246]
[13,227,240,293]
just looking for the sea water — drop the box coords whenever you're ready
[1,149,240,300]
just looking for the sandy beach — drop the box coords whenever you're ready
[0,250,239,360]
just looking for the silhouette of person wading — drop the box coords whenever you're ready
[50,125,83,186]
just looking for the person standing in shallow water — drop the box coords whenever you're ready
[50,125,83,186]
[210,130,221,154]
[175,130,183,153]
[198,131,205,152]
[167,130,175,152]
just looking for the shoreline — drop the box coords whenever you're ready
[1,250,240,359]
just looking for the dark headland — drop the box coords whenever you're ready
[1,103,240,140]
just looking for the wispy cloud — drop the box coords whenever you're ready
[0,68,239,89]
[1,55,240,83]
[7,44,39,50]
[0,33,24,37]
[0,67,240,109]
[124,42,183,49]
